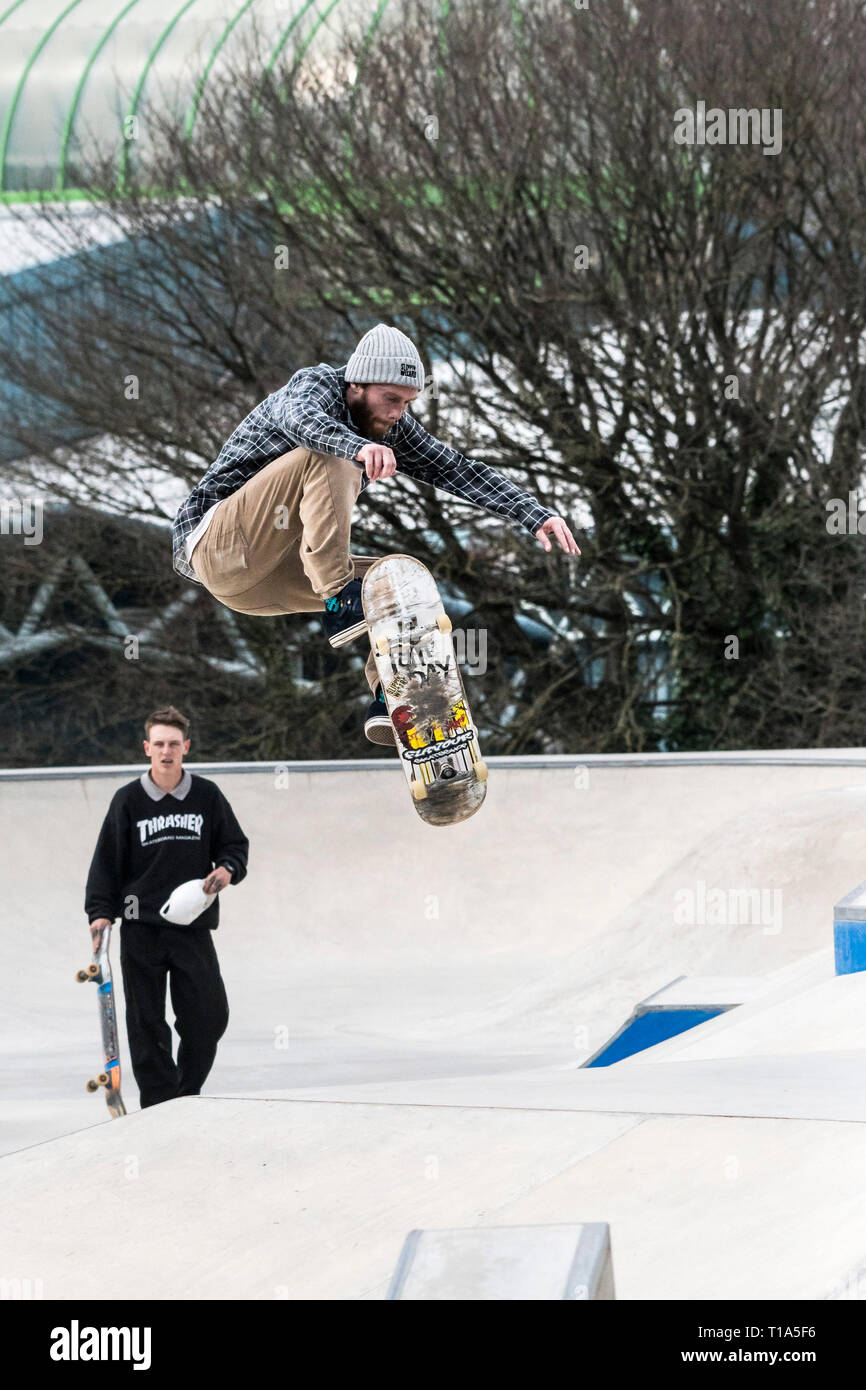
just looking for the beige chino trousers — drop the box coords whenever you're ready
[191,447,379,691]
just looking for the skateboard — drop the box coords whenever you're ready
[76,924,126,1118]
[361,554,488,826]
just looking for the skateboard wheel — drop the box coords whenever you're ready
[86,1079,100,1093]
[474,759,489,783]
[376,635,390,656]
[97,1072,109,1086]
[411,781,428,801]
[436,613,452,634]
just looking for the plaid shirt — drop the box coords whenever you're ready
[172,364,554,580]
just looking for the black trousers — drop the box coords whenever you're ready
[119,924,229,1108]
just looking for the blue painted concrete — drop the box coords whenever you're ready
[585,1007,726,1067]
[834,921,866,976]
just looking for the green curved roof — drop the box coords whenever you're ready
[0,0,388,195]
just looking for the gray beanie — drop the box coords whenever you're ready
[345,324,425,390]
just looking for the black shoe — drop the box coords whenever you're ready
[364,685,395,745]
[320,578,367,647]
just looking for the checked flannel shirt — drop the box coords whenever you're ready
[172,363,554,581]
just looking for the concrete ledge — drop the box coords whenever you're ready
[211,1048,866,1122]
[386,1222,615,1300]
[4,748,866,780]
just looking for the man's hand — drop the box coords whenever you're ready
[89,918,111,951]
[356,443,397,481]
[535,516,580,555]
[203,866,232,895]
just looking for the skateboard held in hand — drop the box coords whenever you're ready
[76,923,126,1118]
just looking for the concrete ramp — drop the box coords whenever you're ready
[4,753,866,1298]
[620,962,866,1065]
[3,1078,866,1301]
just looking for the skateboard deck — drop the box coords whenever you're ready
[76,925,126,1118]
[361,554,488,826]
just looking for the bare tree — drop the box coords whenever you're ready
[2,0,865,760]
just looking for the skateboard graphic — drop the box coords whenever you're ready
[76,924,126,1118]
[361,554,488,826]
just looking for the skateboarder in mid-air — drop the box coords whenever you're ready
[172,325,580,744]
[85,706,249,1109]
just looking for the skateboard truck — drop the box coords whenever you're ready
[375,612,452,656]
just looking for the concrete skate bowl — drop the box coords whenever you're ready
[5,750,866,1301]
[3,752,866,1156]
[1,756,866,1156]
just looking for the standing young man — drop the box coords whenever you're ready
[172,324,580,744]
[85,706,249,1108]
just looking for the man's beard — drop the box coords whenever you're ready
[350,391,389,440]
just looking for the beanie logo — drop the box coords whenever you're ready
[400,363,417,379]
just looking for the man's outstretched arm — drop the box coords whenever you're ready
[391,413,580,555]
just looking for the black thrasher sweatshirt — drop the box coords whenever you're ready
[84,771,249,930]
